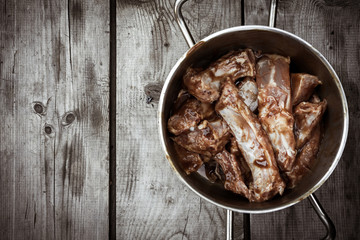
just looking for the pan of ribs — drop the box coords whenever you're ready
[158,0,348,238]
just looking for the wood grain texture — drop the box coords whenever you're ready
[116,0,245,239]
[243,0,270,25]
[250,0,360,239]
[0,0,109,239]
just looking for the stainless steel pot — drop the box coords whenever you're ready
[158,0,349,239]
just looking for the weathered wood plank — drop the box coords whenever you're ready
[244,0,270,26]
[53,1,110,239]
[0,0,17,238]
[116,0,244,239]
[0,0,109,239]
[250,0,360,239]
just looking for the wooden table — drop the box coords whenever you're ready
[1,0,359,239]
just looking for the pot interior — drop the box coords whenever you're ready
[159,27,348,213]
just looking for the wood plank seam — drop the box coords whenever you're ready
[109,0,117,239]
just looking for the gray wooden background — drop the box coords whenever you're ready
[0,0,359,239]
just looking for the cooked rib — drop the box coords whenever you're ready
[209,49,256,80]
[286,124,321,188]
[294,99,327,149]
[168,98,214,136]
[256,54,296,172]
[214,150,250,199]
[291,73,322,106]
[229,137,252,184]
[183,49,256,103]
[173,118,231,157]
[238,77,258,112]
[216,80,285,202]
[174,143,203,175]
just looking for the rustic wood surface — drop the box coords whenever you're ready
[1,0,359,239]
[0,0,109,239]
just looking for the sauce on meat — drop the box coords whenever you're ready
[167,48,326,202]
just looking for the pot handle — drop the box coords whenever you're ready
[174,1,336,240]
[174,0,195,48]
[174,0,277,48]
[308,193,336,240]
[226,209,233,240]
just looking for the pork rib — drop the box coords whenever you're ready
[216,80,285,202]
[214,150,250,199]
[174,143,203,175]
[294,100,327,149]
[256,54,296,172]
[287,124,322,188]
[183,49,256,103]
[173,118,231,157]
[168,98,214,136]
[291,73,322,106]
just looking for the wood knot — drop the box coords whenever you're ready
[44,124,55,137]
[32,102,46,115]
[62,112,76,126]
[144,82,163,104]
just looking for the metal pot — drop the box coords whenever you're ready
[158,0,348,239]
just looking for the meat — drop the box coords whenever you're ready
[167,48,328,203]
[238,77,258,112]
[173,118,231,157]
[229,137,241,156]
[214,150,250,198]
[216,80,285,202]
[256,54,296,172]
[174,143,203,175]
[183,49,256,103]
[291,73,322,106]
[209,49,256,80]
[294,100,327,149]
[229,137,252,184]
[168,98,214,135]
[287,124,322,188]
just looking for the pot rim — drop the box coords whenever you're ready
[158,25,349,214]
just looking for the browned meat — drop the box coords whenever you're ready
[238,77,258,112]
[256,54,296,172]
[174,143,203,175]
[173,118,231,157]
[168,98,215,135]
[229,137,252,184]
[173,89,191,112]
[229,137,241,156]
[183,49,256,103]
[286,124,321,188]
[291,73,322,106]
[237,154,252,186]
[209,49,256,80]
[214,150,250,199]
[294,99,327,149]
[216,80,285,202]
